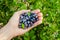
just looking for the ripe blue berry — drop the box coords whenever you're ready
[27,21,30,24]
[28,24,31,27]
[19,19,23,23]
[22,18,26,23]
[25,16,29,20]
[24,13,28,16]
[20,15,24,19]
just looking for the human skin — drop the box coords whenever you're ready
[0,9,43,40]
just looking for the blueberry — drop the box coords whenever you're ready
[30,13,35,15]
[20,15,24,19]
[30,22,33,26]
[33,18,35,20]
[27,21,30,24]
[35,15,38,18]
[21,13,25,16]
[24,22,28,27]
[28,24,31,27]
[30,15,33,18]
[33,18,36,22]
[19,19,23,23]
[25,16,29,20]
[33,13,37,17]
[18,23,22,28]
[31,13,37,17]
[35,18,39,21]
[29,16,31,19]
[30,18,34,22]
[24,13,28,16]
[18,25,22,28]
[22,19,26,23]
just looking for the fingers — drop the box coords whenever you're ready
[38,13,43,20]
[20,10,30,14]
[31,9,40,14]
[14,10,30,16]
[38,13,43,17]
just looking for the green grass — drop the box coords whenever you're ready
[0,0,60,40]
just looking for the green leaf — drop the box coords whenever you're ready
[22,23,25,29]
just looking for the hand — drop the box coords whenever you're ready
[0,9,43,40]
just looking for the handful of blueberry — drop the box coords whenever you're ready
[18,12,39,29]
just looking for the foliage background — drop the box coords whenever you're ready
[0,0,60,40]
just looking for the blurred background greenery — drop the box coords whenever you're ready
[0,0,60,40]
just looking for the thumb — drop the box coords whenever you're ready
[13,10,30,16]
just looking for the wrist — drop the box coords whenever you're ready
[0,24,14,40]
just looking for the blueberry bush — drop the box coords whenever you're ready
[0,0,60,40]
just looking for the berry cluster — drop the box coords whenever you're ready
[18,12,38,29]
